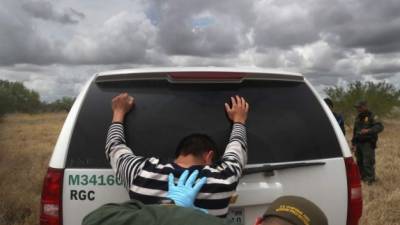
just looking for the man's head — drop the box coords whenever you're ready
[354,100,368,113]
[255,196,328,225]
[324,98,333,110]
[175,134,217,166]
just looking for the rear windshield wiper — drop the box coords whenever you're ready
[243,162,326,176]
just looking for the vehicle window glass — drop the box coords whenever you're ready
[67,80,342,168]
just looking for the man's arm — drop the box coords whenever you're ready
[369,122,384,134]
[218,96,249,177]
[368,114,384,134]
[360,114,384,135]
[105,93,148,188]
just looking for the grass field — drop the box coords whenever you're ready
[0,113,67,225]
[0,113,399,225]
[359,118,400,225]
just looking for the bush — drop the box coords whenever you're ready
[325,81,400,120]
[0,80,41,116]
[0,80,75,117]
[42,97,75,112]
[0,88,12,116]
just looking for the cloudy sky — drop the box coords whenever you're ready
[1,0,400,101]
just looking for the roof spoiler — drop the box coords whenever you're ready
[95,68,304,83]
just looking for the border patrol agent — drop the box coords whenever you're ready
[351,100,384,185]
[83,170,328,225]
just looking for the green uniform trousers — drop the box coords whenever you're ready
[82,200,233,225]
[355,142,375,182]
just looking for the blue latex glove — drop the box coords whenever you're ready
[167,170,207,213]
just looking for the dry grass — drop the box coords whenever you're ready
[0,113,399,225]
[0,113,67,225]
[354,118,400,225]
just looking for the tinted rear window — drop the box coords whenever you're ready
[67,80,341,168]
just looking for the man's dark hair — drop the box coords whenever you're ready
[175,134,218,159]
[324,98,333,108]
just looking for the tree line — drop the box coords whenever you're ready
[1,79,399,119]
[0,79,75,116]
[325,81,400,122]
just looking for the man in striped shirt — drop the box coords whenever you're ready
[106,93,249,217]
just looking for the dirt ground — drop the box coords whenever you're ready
[0,113,399,225]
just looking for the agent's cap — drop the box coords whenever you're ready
[354,100,367,108]
[262,196,328,225]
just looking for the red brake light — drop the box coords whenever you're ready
[344,157,362,225]
[40,168,64,225]
[169,72,244,80]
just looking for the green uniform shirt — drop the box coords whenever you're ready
[82,200,233,225]
[351,110,384,146]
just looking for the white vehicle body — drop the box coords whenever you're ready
[40,67,362,225]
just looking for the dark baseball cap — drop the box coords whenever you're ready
[262,196,328,225]
[354,100,367,108]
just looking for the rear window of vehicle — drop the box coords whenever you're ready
[67,79,341,168]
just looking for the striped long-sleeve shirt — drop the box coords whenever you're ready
[105,122,247,217]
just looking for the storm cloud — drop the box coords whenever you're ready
[152,0,254,56]
[22,0,85,24]
[0,0,399,101]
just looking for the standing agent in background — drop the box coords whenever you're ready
[351,100,384,185]
[324,98,345,134]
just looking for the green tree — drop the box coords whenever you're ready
[0,87,12,116]
[325,81,400,120]
[0,80,42,116]
[44,97,75,112]
[0,79,77,117]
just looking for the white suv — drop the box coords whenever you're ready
[40,67,362,225]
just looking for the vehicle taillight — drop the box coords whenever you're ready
[169,72,244,80]
[40,168,64,225]
[344,157,362,225]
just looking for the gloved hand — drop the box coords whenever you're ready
[167,170,207,213]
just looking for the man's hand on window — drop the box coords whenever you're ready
[112,92,135,123]
[225,95,249,124]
